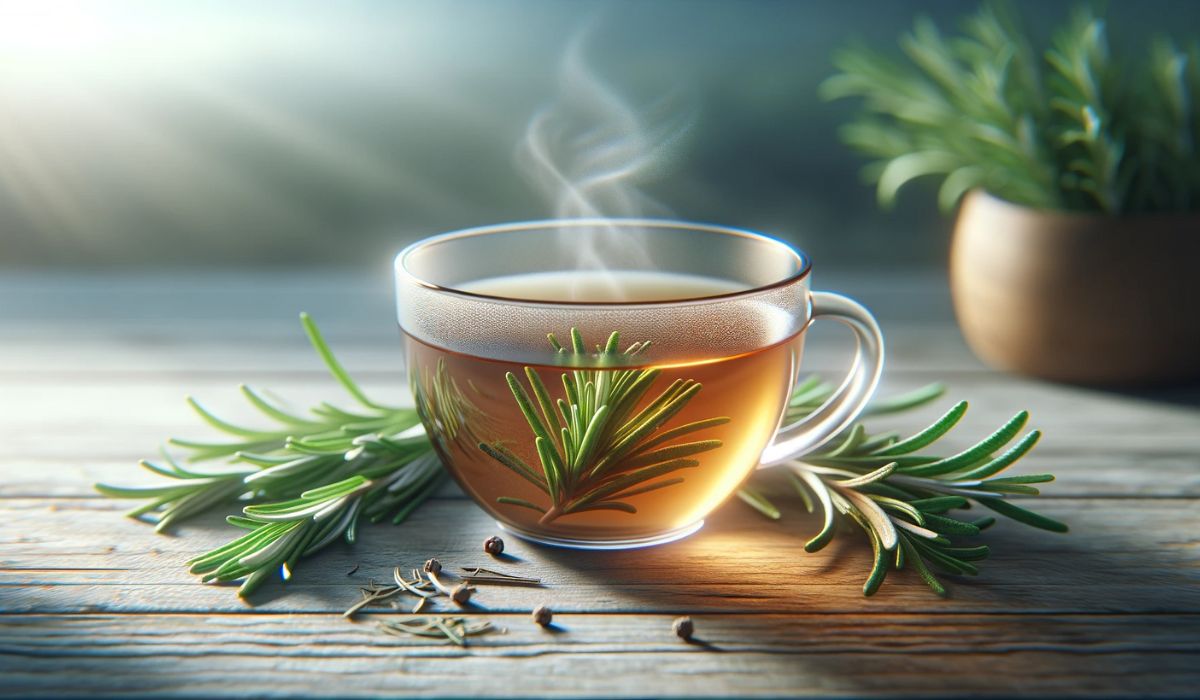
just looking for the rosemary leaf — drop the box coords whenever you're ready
[736,487,781,520]
[978,498,1069,533]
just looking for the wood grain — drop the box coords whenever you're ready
[1,270,1197,698]
[2,613,1197,698]
[2,497,1196,615]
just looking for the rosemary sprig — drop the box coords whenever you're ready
[96,313,446,596]
[185,448,442,597]
[1046,8,1125,213]
[825,3,1200,213]
[483,329,728,524]
[739,383,1066,597]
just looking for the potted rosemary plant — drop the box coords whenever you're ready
[824,4,1200,384]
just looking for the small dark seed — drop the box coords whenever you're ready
[451,584,472,606]
[532,604,553,627]
[483,535,505,556]
[423,558,442,574]
[672,616,694,640]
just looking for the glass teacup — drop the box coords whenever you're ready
[395,219,883,549]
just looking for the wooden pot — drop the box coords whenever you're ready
[950,190,1200,385]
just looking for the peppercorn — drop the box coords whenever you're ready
[672,616,694,640]
[483,535,505,556]
[532,604,553,627]
[450,584,472,606]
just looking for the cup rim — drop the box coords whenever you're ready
[395,218,812,307]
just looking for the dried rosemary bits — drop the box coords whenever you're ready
[343,579,405,618]
[343,568,439,618]
[344,561,542,621]
[378,616,502,647]
[460,566,541,586]
[417,565,472,607]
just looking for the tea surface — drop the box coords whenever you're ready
[459,269,745,303]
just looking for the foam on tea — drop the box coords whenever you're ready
[460,269,746,303]
[406,270,802,542]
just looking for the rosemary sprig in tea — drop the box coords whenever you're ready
[483,329,728,524]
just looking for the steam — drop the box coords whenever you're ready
[515,28,695,286]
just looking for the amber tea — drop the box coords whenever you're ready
[395,220,884,549]
[406,271,802,545]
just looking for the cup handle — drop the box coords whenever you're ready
[759,291,885,466]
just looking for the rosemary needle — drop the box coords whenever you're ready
[461,576,542,586]
[394,567,437,598]
[343,585,400,618]
[378,617,499,646]
[460,567,542,586]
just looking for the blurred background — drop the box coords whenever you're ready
[2,0,1197,271]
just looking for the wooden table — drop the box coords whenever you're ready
[2,269,1197,697]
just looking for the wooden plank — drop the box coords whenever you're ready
[0,613,1196,697]
[2,497,1196,615]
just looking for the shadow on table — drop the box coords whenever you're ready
[526,494,1200,695]
[1102,380,1200,410]
[4,486,1197,698]
[532,491,1200,617]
